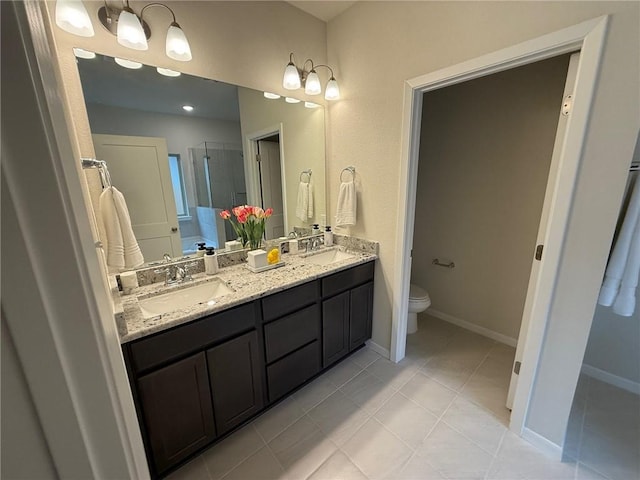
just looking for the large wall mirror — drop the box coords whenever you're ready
[76,53,326,264]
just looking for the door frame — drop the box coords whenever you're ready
[391,16,609,439]
[244,125,289,230]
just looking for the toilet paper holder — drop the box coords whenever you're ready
[432,258,455,269]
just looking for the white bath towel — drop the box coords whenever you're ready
[99,187,144,271]
[599,176,640,314]
[296,182,313,221]
[336,181,356,226]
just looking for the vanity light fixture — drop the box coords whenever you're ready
[182,105,194,112]
[55,1,192,61]
[263,92,281,99]
[304,102,320,109]
[285,97,301,104]
[73,47,96,59]
[282,53,340,100]
[114,57,143,69]
[157,67,181,77]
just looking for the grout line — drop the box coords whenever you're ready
[214,424,268,480]
[484,427,508,480]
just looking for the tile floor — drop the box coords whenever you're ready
[165,313,633,480]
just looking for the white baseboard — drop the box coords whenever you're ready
[521,427,563,460]
[427,309,518,347]
[581,364,640,395]
[366,340,390,359]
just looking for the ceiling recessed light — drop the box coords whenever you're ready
[73,48,96,59]
[285,97,301,104]
[114,57,143,69]
[182,105,194,112]
[304,102,320,109]
[157,67,181,77]
[263,92,281,99]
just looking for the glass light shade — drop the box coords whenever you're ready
[157,67,181,77]
[304,70,322,95]
[324,77,340,100]
[166,24,192,61]
[283,63,301,90]
[182,105,194,112]
[264,92,281,99]
[114,57,143,69]
[73,47,96,59]
[285,97,301,104]
[55,0,94,37]
[304,102,320,109]
[117,9,148,51]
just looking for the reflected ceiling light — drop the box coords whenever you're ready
[73,47,96,59]
[157,67,181,77]
[55,0,95,37]
[55,1,192,61]
[304,102,320,109]
[264,92,281,100]
[285,97,301,104]
[114,57,143,69]
[182,105,194,112]
[282,52,340,100]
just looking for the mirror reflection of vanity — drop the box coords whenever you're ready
[76,53,326,263]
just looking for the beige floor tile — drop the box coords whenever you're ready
[323,358,363,388]
[165,456,210,480]
[292,375,338,412]
[221,447,287,480]
[441,396,507,455]
[486,343,516,365]
[342,418,413,480]
[350,346,383,368]
[575,463,609,480]
[201,424,265,480]
[391,454,445,479]
[308,390,371,446]
[470,357,512,389]
[374,392,438,449]
[340,370,397,414]
[459,375,511,423]
[268,416,337,479]
[253,396,306,443]
[366,357,420,389]
[420,357,476,391]
[415,422,494,479]
[400,371,457,416]
[419,314,462,338]
[307,450,368,480]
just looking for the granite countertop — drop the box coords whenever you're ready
[116,246,377,343]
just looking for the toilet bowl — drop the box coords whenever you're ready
[408,284,431,334]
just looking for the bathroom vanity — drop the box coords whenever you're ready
[117,248,376,478]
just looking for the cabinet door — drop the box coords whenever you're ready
[350,282,374,350]
[137,353,215,475]
[207,331,264,435]
[322,291,350,367]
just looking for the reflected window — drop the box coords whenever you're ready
[168,154,189,218]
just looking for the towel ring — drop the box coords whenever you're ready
[300,169,312,183]
[340,166,355,182]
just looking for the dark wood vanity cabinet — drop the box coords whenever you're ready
[123,260,374,478]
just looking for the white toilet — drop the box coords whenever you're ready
[408,284,431,334]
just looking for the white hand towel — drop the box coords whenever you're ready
[599,177,640,307]
[307,182,314,219]
[613,209,640,316]
[112,187,144,269]
[336,181,356,226]
[296,182,309,221]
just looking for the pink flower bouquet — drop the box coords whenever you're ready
[220,205,273,250]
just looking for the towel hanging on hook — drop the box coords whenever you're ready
[300,169,312,183]
[340,166,355,183]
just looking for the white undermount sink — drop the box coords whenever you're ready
[138,279,234,318]
[305,248,356,266]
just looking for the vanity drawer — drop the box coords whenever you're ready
[322,261,374,298]
[261,280,319,323]
[264,304,320,364]
[129,302,257,374]
[267,341,321,403]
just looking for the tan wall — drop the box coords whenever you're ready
[327,1,639,444]
[237,87,326,230]
[412,55,570,340]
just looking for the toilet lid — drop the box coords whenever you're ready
[409,284,429,300]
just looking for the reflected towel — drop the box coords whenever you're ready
[99,186,144,270]
[296,182,313,221]
[599,177,640,315]
[336,181,356,226]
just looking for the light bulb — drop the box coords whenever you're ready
[283,62,301,90]
[157,67,181,77]
[285,97,301,104]
[114,57,143,69]
[117,8,148,50]
[304,102,320,109]
[264,92,281,99]
[182,105,194,112]
[55,0,94,37]
[304,70,322,95]
[325,77,340,100]
[166,23,192,61]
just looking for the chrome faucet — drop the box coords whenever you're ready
[307,235,323,252]
[154,262,197,286]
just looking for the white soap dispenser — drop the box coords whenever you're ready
[204,247,218,275]
[324,226,333,246]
